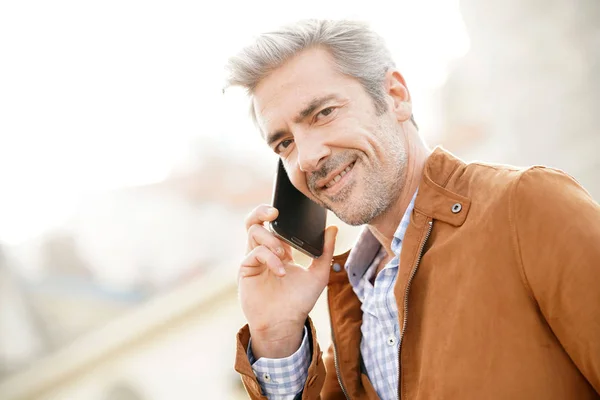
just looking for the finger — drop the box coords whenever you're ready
[240,245,286,278]
[308,226,339,274]
[245,205,279,231]
[247,224,290,259]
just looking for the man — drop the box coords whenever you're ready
[226,19,600,399]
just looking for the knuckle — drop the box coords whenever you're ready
[255,204,269,216]
[245,204,270,229]
[258,245,275,261]
[244,214,252,228]
[244,212,256,229]
[240,253,253,268]
[269,236,282,250]
[248,223,261,235]
[254,245,268,256]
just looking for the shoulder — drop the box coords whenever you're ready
[510,166,594,215]
[453,160,590,206]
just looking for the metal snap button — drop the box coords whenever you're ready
[451,203,462,213]
[332,262,342,272]
[263,373,271,382]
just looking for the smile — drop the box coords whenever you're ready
[323,162,355,190]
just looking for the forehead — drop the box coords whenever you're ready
[252,47,356,132]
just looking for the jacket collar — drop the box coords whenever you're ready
[414,146,471,227]
[330,147,471,270]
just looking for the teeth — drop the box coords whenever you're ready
[325,163,354,188]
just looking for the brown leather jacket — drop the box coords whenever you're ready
[235,148,600,399]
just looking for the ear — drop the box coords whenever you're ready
[385,70,412,123]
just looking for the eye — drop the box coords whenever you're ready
[275,139,294,154]
[315,107,335,121]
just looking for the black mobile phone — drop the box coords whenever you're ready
[270,159,327,258]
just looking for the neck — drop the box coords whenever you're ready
[368,130,430,257]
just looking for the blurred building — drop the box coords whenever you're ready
[0,248,45,379]
[0,265,250,400]
[438,0,600,199]
[0,149,276,398]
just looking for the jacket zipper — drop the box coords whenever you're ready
[331,336,350,400]
[331,220,433,400]
[331,338,350,399]
[397,220,433,400]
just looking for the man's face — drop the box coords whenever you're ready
[253,47,409,225]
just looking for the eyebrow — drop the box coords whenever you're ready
[265,94,340,147]
[293,94,338,124]
[266,129,288,148]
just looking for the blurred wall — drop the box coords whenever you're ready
[0,270,245,400]
[0,267,335,400]
[438,0,600,199]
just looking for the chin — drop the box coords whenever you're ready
[339,214,370,227]
[330,204,380,226]
[332,191,392,226]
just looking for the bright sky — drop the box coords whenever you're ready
[0,0,469,245]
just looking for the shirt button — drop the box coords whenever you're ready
[332,262,342,272]
[387,335,396,346]
[263,373,271,382]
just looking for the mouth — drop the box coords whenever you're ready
[319,161,356,192]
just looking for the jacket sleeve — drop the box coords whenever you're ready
[511,166,600,394]
[235,317,346,399]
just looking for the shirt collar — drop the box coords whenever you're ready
[345,190,418,287]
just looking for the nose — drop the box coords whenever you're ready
[296,136,330,173]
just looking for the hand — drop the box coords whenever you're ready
[238,204,338,359]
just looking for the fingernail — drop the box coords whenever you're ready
[278,267,286,275]
[276,247,284,256]
[267,207,277,216]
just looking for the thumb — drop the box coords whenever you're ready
[309,225,338,272]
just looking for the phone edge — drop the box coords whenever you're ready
[269,221,323,259]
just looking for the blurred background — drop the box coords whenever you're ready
[0,0,598,399]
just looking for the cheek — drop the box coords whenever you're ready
[334,116,380,151]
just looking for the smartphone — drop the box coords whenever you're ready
[270,159,327,258]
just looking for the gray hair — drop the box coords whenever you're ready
[226,19,416,126]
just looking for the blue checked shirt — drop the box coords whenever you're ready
[248,191,418,399]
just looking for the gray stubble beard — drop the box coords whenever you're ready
[309,121,408,226]
[333,152,406,226]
